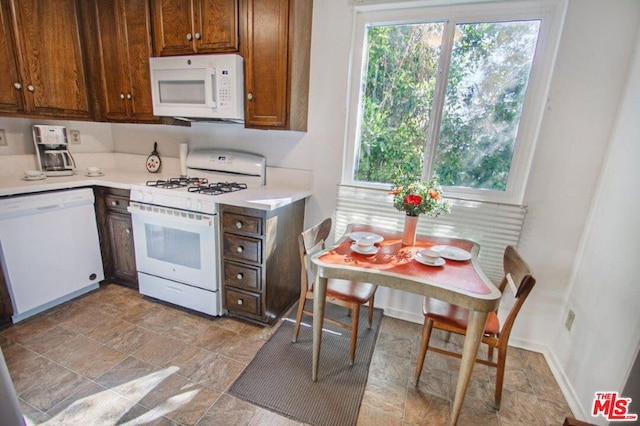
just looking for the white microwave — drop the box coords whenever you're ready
[149,54,244,122]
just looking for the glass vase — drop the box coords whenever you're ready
[402,215,419,246]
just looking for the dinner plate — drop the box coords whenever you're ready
[414,252,446,267]
[350,243,379,255]
[430,245,471,261]
[23,174,46,181]
[348,232,384,244]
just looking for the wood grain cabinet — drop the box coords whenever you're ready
[220,200,304,325]
[86,0,157,123]
[0,0,91,118]
[151,0,239,56]
[242,0,312,130]
[94,187,138,289]
[0,261,12,327]
[0,0,22,114]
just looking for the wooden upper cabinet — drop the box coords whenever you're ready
[242,0,312,131]
[151,0,239,56]
[90,0,157,122]
[7,0,90,118]
[0,1,22,113]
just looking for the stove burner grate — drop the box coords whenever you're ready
[146,177,208,189]
[188,182,248,196]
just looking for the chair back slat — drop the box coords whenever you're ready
[498,245,536,339]
[298,218,332,292]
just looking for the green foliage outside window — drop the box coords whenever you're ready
[355,19,540,192]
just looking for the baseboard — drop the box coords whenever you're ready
[509,337,590,422]
[381,306,423,325]
[543,346,591,422]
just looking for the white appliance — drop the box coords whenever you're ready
[32,125,76,176]
[0,188,104,322]
[128,150,266,317]
[149,54,244,121]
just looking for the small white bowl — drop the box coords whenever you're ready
[418,249,441,264]
[24,170,42,178]
[87,166,102,174]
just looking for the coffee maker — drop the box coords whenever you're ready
[33,125,76,176]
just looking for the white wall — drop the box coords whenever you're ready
[549,24,640,422]
[514,0,640,348]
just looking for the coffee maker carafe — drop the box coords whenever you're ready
[33,125,76,176]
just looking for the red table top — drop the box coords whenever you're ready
[316,224,494,296]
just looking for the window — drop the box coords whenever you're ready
[343,0,565,204]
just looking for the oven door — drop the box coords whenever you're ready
[128,203,218,291]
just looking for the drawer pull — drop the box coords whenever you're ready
[236,246,244,253]
[236,273,243,280]
[235,221,243,229]
[111,200,118,206]
[237,299,243,305]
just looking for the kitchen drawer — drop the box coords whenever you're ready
[104,193,130,214]
[223,233,262,263]
[222,213,262,236]
[223,261,261,290]
[225,287,261,316]
[139,273,220,317]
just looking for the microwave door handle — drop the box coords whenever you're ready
[207,67,217,109]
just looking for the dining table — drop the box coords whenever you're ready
[310,223,502,425]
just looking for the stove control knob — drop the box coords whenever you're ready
[143,192,153,203]
[196,200,203,211]
[185,199,192,209]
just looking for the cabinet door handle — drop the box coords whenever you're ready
[236,273,243,280]
[126,228,131,234]
[236,246,244,253]
[247,93,254,101]
[120,93,125,99]
[237,299,243,305]
[235,221,243,229]
[195,32,201,40]
[13,82,21,90]
[27,85,34,92]
[126,93,132,100]
[186,33,193,41]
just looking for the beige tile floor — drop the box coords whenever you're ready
[0,284,574,425]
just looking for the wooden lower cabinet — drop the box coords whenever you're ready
[0,262,12,326]
[94,187,138,289]
[220,199,304,325]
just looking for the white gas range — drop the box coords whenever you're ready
[128,149,266,317]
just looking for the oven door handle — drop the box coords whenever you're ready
[127,204,216,227]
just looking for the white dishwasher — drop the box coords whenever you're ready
[0,188,104,322]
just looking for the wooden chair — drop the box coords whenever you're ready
[413,245,536,409]
[291,218,377,365]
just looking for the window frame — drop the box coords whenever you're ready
[342,0,567,205]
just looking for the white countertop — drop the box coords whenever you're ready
[0,168,311,211]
